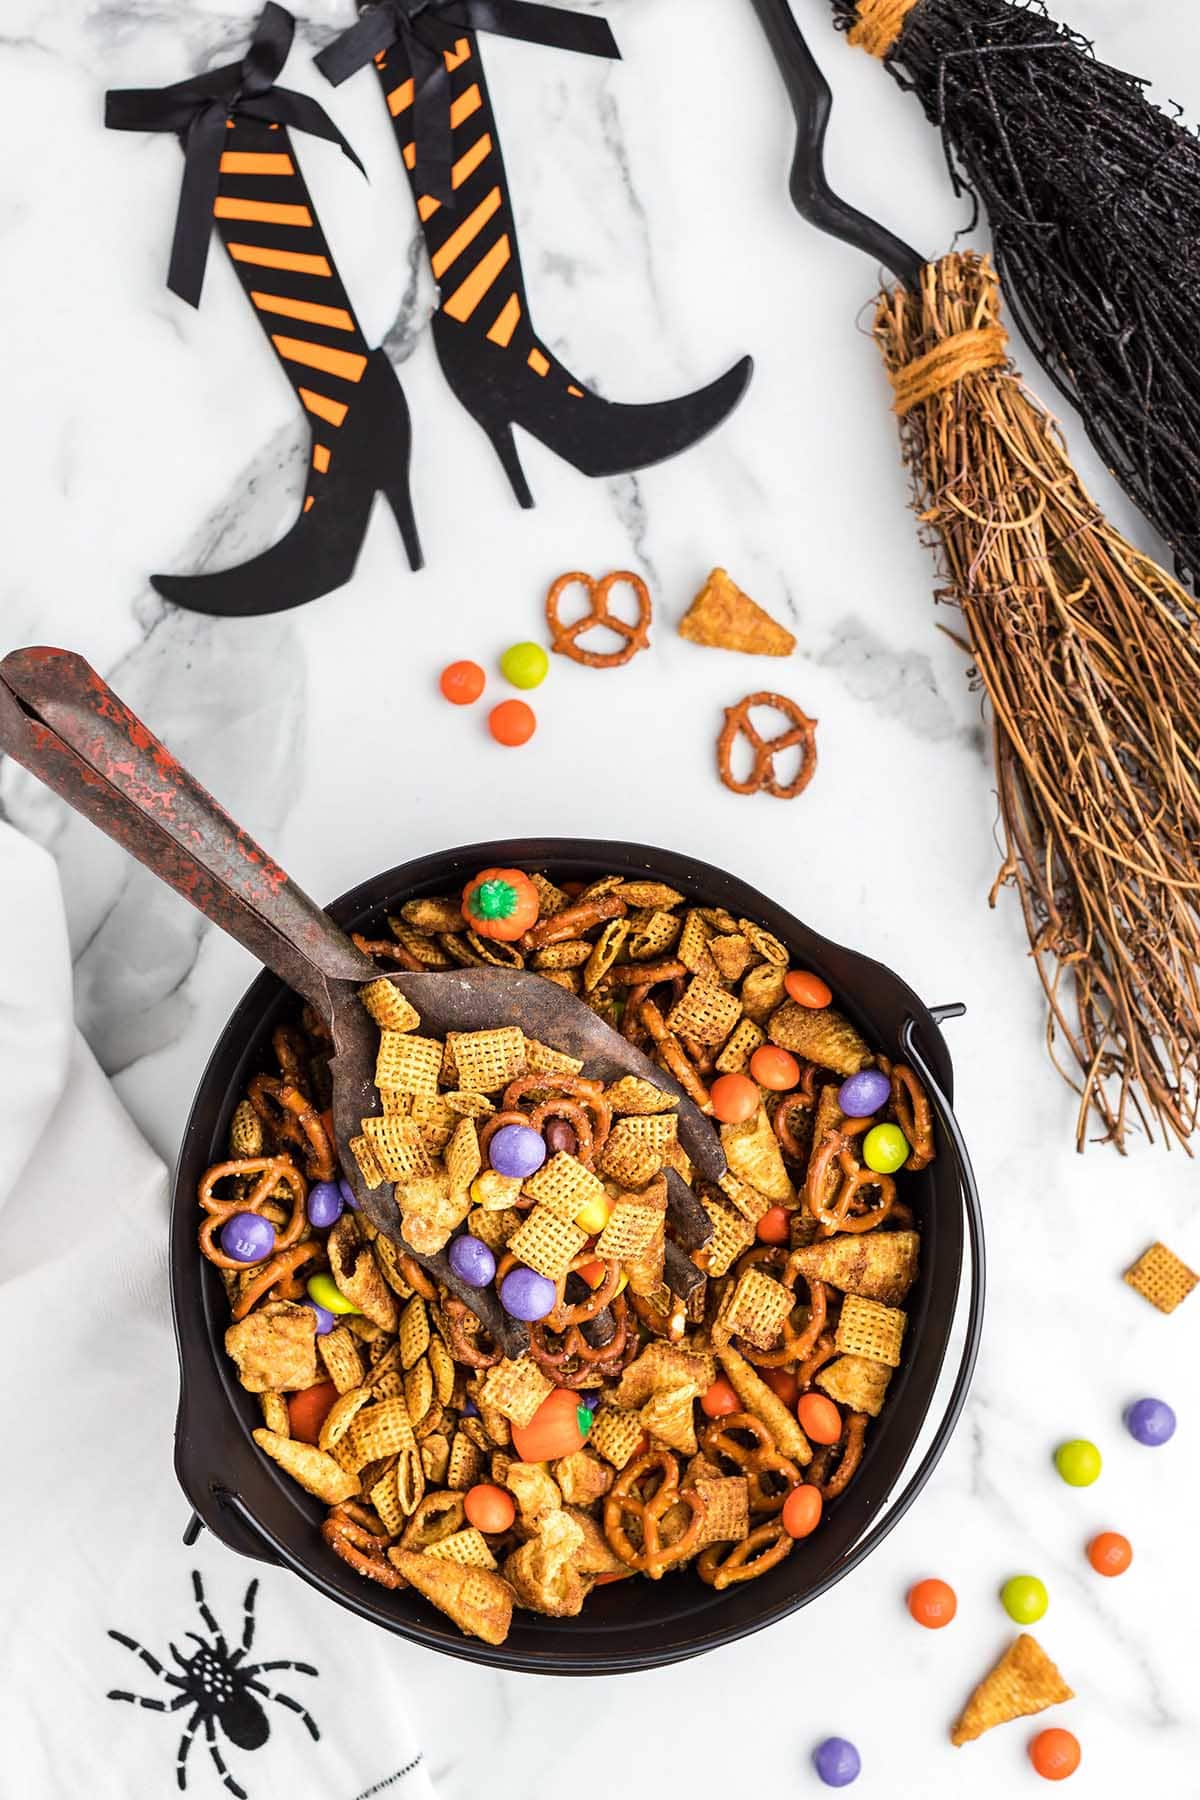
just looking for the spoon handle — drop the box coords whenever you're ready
[0,646,374,1010]
[748,0,926,288]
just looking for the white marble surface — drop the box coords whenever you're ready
[2,0,1199,1794]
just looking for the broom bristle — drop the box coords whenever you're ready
[875,251,1200,1150]
[834,0,1200,591]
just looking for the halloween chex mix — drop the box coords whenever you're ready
[198,864,932,1645]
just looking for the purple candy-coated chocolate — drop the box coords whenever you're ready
[488,1123,548,1180]
[304,1301,336,1337]
[306,1180,344,1229]
[462,1399,479,1417]
[813,1738,861,1788]
[1125,1396,1176,1446]
[500,1264,558,1323]
[219,1211,277,1265]
[543,1118,578,1157]
[448,1233,497,1289]
[579,1391,602,1411]
[338,1177,358,1212]
[837,1069,892,1119]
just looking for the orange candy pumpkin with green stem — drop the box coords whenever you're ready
[461,868,541,943]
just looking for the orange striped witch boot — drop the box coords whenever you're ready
[317,2,753,507]
[106,4,421,618]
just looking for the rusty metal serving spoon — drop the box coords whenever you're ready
[0,647,718,1355]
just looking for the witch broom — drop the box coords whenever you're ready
[750,0,1200,1152]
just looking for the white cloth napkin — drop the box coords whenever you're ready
[0,823,437,1800]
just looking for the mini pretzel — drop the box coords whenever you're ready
[888,1061,935,1171]
[639,999,712,1112]
[698,1520,793,1589]
[231,1240,321,1320]
[523,893,626,949]
[717,692,819,799]
[528,1098,596,1169]
[805,1132,895,1234]
[323,1506,405,1589]
[529,1294,634,1387]
[503,1074,612,1157]
[627,1289,689,1342]
[198,1157,307,1269]
[603,1451,706,1579]
[546,571,652,669]
[700,1412,804,1514]
[818,1411,868,1500]
[548,1256,623,1330]
[248,1075,336,1182]
[351,930,425,973]
[439,1295,503,1368]
[796,1331,838,1390]
[399,1254,437,1301]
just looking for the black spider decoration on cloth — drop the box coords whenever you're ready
[107,1571,320,1797]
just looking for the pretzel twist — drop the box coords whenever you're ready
[323,1506,405,1589]
[819,1411,869,1500]
[698,1520,793,1589]
[888,1061,935,1171]
[603,1451,706,1579]
[700,1412,803,1514]
[248,1075,335,1182]
[198,1157,307,1269]
[717,692,819,799]
[546,570,653,669]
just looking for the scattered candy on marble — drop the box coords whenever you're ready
[838,1068,892,1118]
[511,1386,591,1462]
[907,1577,957,1628]
[219,1212,276,1264]
[500,641,549,689]
[812,1737,861,1788]
[448,1233,497,1289]
[1001,1574,1048,1624]
[499,1264,557,1322]
[1029,1727,1081,1781]
[797,1392,843,1445]
[303,1301,336,1337]
[1125,1396,1175,1446]
[1054,1439,1102,1487]
[488,698,537,746]
[306,1272,359,1316]
[464,1483,517,1534]
[710,1071,760,1124]
[488,1123,547,1179]
[305,1180,344,1229]
[863,1122,909,1174]
[785,969,833,1009]
[1087,1531,1132,1577]
[781,1483,823,1539]
[749,1044,800,1090]
[440,659,486,705]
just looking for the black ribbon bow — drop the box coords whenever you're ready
[105,3,366,308]
[315,1,619,208]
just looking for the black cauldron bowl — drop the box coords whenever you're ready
[172,839,984,1675]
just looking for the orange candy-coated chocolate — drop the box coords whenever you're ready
[784,970,832,1008]
[511,1387,590,1461]
[796,1392,843,1446]
[781,1483,823,1539]
[464,1483,517,1534]
[1087,1531,1132,1577]
[710,1073,759,1124]
[750,1045,801,1091]
[1029,1728,1081,1781]
[907,1577,958,1628]
[440,660,486,705]
[756,1205,791,1245]
[489,699,537,747]
[766,1368,799,1409]
[700,1378,741,1419]
[286,1379,339,1446]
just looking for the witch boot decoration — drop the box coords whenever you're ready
[316,1,753,506]
[107,3,422,618]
